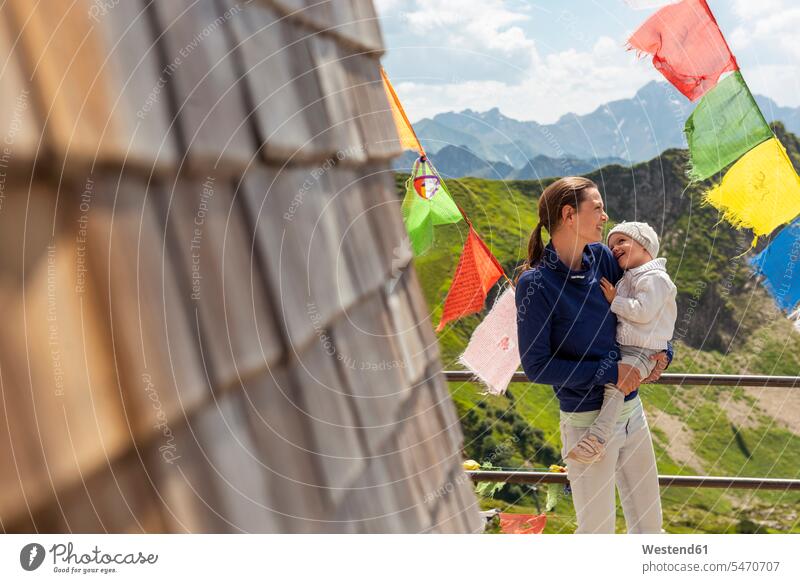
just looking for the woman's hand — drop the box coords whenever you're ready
[600,277,616,303]
[616,363,641,395]
[642,351,669,383]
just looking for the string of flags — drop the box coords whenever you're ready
[381,67,520,377]
[629,0,800,318]
[379,0,800,400]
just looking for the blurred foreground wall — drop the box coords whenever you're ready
[0,0,481,533]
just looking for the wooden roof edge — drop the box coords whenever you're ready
[264,0,387,58]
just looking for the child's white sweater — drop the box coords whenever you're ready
[610,258,677,350]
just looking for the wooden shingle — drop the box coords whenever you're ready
[412,380,463,474]
[45,453,165,533]
[1,0,482,534]
[269,0,330,38]
[334,462,398,533]
[329,169,386,296]
[0,23,39,165]
[441,463,483,533]
[350,0,384,53]
[148,423,230,533]
[288,339,369,507]
[403,268,441,362]
[241,166,359,352]
[269,0,384,55]
[359,167,411,283]
[224,0,334,162]
[347,53,403,160]
[86,173,208,439]
[331,291,410,448]
[189,392,281,532]
[376,443,434,531]
[151,392,282,533]
[385,284,428,385]
[0,181,130,525]
[336,435,438,533]
[308,35,366,164]
[426,366,465,455]
[7,0,177,172]
[164,175,283,390]
[241,367,332,532]
[393,418,442,526]
[430,465,481,533]
[151,0,256,174]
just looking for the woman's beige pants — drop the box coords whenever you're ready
[560,405,663,533]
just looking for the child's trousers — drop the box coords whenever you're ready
[591,345,660,443]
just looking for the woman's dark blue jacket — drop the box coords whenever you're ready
[515,242,671,412]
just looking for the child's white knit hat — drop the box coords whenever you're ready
[607,221,660,259]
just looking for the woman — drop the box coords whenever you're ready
[515,177,670,534]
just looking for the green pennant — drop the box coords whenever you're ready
[685,71,773,181]
[400,158,463,255]
[401,187,434,255]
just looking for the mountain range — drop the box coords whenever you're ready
[394,80,800,180]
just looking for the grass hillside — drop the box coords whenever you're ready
[398,123,800,533]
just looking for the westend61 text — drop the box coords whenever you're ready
[642,544,708,555]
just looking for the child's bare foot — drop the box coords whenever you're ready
[566,433,606,464]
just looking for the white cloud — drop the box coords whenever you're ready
[400,0,536,57]
[729,5,800,56]
[725,0,800,105]
[378,0,800,121]
[745,64,800,109]
[731,0,783,20]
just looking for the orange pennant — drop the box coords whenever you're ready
[499,513,547,534]
[380,67,425,155]
[437,227,504,332]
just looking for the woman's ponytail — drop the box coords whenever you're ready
[516,223,544,283]
[515,177,597,284]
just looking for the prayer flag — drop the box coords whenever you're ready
[437,226,504,332]
[685,71,773,180]
[704,138,800,239]
[749,217,800,314]
[401,157,463,255]
[628,0,737,101]
[459,287,519,395]
[499,513,547,534]
[380,67,424,154]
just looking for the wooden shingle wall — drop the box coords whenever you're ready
[0,0,480,533]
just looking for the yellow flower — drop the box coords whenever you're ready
[463,460,481,471]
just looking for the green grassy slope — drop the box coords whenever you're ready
[399,124,800,533]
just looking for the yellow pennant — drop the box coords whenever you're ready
[705,137,800,240]
[380,67,424,155]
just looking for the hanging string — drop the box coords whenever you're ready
[425,156,515,288]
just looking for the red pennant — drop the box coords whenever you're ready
[499,513,547,534]
[437,227,504,332]
[628,0,737,101]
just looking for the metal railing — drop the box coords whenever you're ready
[444,371,800,388]
[466,471,800,490]
[446,371,800,490]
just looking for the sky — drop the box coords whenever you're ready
[375,0,800,124]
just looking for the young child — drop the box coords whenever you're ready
[567,221,677,463]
